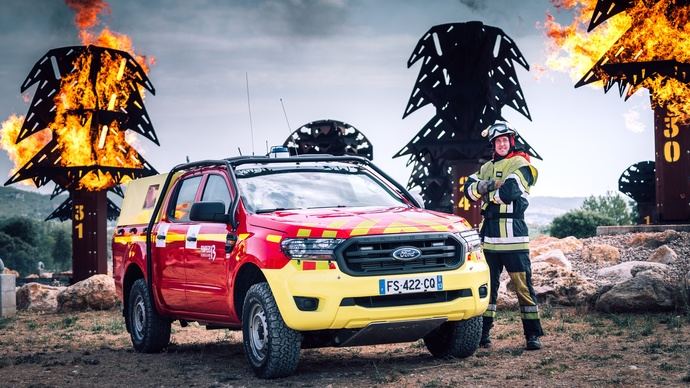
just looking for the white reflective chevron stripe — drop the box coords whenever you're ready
[483,236,530,244]
[507,218,514,237]
[520,305,539,313]
[507,173,528,194]
[486,304,497,311]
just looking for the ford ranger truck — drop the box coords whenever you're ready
[112,155,489,378]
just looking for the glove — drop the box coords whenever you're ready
[477,180,496,195]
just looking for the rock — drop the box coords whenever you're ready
[39,272,54,279]
[647,245,678,265]
[581,243,620,264]
[595,269,677,312]
[2,268,19,277]
[596,261,670,283]
[57,274,119,312]
[531,249,572,271]
[530,236,583,258]
[25,274,39,279]
[16,283,65,313]
[628,230,682,248]
[506,263,597,306]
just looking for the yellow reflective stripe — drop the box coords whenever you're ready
[197,234,226,241]
[316,261,330,270]
[296,229,311,237]
[166,233,186,242]
[429,225,449,232]
[521,312,540,320]
[238,233,250,241]
[327,220,347,228]
[499,204,507,238]
[322,230,337,238]
[383,221,420,234]
[508,272,536,306]
[266,234,282,243]
[482,242,530,251]
[350,220,378,236]
[483,310,496,318]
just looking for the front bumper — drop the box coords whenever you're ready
[262,252,490,331]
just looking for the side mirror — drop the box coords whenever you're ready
[190,202,230,223]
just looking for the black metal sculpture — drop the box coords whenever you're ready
[283,119,373,160]
[619,161,655,224]
[396,22,539,218]
[574,0,690,223]
[4,45,159,281]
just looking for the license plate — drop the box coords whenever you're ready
[378,275,443,295]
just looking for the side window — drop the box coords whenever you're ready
[169,176,202,222]
[201,174,232,210]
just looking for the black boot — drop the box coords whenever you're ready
[525,335,542,350]
[479,331,492,348]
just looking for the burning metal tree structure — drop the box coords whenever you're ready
[546,0,690,223]
[395,22,541,221]
[283,119,373,160]
[3,45,158,282]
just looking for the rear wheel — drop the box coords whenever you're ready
[242,282,302,378]
[424,316,482,358]
[128,279,171,353]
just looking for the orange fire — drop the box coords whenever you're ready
[544,0,690,117]
[0,0,154,190]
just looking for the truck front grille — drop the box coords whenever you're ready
[334,233,465,276]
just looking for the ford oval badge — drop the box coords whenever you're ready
[392,246,422,261]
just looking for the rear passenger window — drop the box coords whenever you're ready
[201,175,232,210]
[170,176,202,222]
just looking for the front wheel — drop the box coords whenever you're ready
[242,282,302,378]
[424,316,482,358]
[127,278,171,353]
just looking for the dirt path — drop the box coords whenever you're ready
[1,307,689,387]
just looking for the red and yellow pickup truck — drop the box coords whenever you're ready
[112,155,489,378]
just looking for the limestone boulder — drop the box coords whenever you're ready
[2,268,19,277]
[595,269,678,312]
[530,236,583,258]
[57,274,119,312]
[16,283,65,313]
[647,245,678,265]
[596,261,670,284]
[628,230,682,248]
[506,261,597,306]
[581,243,620,264]
[531,249,572,271]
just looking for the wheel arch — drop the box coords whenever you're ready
[233,262,267,320]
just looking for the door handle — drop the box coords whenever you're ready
[156,235,166,240]
[186,236,197,242]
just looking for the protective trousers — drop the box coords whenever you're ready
[482,251,544,337]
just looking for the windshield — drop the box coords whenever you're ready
[235,164,406,213]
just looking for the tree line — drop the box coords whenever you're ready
[0,216,72,276]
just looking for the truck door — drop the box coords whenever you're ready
[184,173,234,316]
[153,174,203,311]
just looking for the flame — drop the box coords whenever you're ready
[544,0,690,117]
[0,115,52,185]
[1,0,155,191]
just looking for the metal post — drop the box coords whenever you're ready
[653,106,690,223]
[71,190,108,283]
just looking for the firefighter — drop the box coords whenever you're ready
[464,120,543,350]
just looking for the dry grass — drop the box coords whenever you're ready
[0,307,688,387]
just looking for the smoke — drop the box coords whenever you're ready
[260,0,350,37]
[64,0,110,31]
[623,108,646,133]
[458,0,487,11]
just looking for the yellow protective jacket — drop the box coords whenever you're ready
[463,155,538,252]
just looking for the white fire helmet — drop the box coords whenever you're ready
[482,121,517,142]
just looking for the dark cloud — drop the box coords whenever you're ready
[458,0,487,11]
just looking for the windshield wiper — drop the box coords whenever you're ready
[305,205,348,209]
[255,207,295,214]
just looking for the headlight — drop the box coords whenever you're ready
[456,229,481,252]
[281,238,344,260]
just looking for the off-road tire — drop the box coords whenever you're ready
[127,279,171,353]
[242,282,302,378]
[424,316,482,358]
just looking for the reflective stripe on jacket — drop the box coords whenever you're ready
[464,155,537,252]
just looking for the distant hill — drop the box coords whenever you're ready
[0,186,64,220]
[526,196,585,226]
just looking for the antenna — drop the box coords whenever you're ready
[185,155,190,163]
[237,147,243,156]
[280,98,298,155]
[265,140,269,154]
[246,72,255,156]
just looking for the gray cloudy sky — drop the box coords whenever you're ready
[0,0,654,197]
